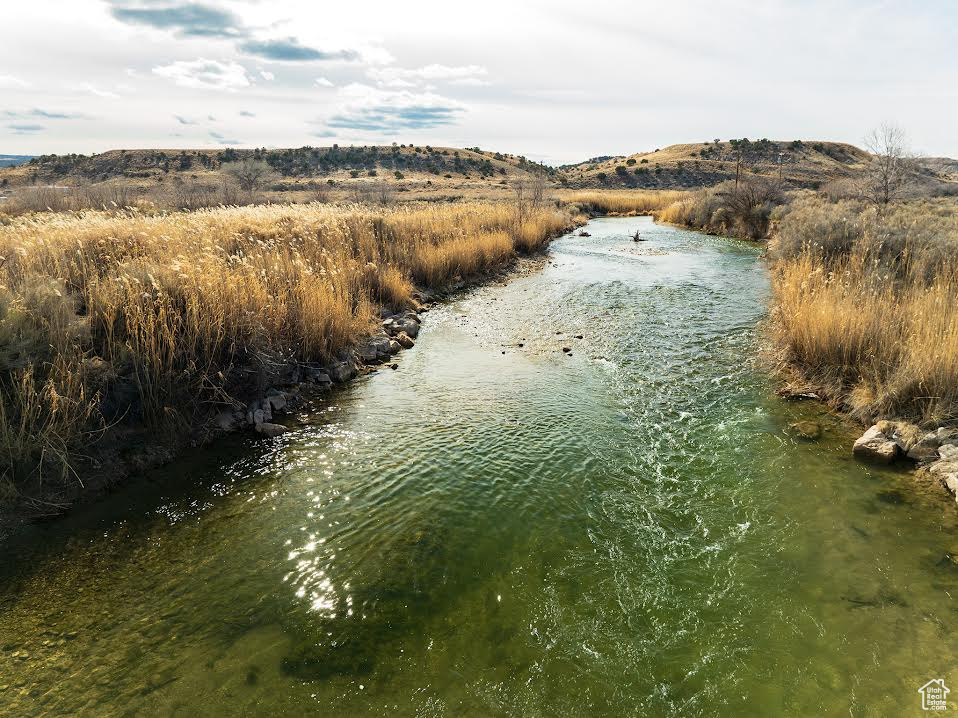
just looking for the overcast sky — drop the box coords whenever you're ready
[1,0,955,165]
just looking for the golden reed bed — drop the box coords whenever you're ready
[0,201,575,497]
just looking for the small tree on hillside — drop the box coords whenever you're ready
[860,124,916,208]
[222,158,277,204]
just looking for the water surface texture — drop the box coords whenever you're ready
[3,217,958,716]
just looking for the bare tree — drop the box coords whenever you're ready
[222,158,277,204]
[529,170,546,209]
[860,124,915,208]
[512,171,547,219]
[511,176,529,219]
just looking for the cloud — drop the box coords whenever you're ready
[0,75,29,89]
[209,130,240,145]
[315,77,334,88]
[323,84,464,133]
[311,130,336,138]
[449,77,491,87]
[239,37,358,62]
[108,2,242,38]
[8,123,45,134]
[5,109,86,119]
[369,64,488,88]
[259,70,274,81]
[174,114,198,124]
[239,110,255,117]
[153,58,250,90]
[77,83,120,99]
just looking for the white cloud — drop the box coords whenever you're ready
[77,82,120,99]
[259,70,275,81]
[315,76,334,88]
[0,75,29,88]
[153,58,251,91]
[322,83,465,133]
[368,64,488,88]
[450,77,491,87]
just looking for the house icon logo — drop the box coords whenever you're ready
[918,679,949,710]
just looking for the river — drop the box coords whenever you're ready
[1,217,957,716]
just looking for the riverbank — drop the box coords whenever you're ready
[766,195,958,497]
[0,200,580,527]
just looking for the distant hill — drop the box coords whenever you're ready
[4,142,955,198]
[0,145,554,190]
[561,139,879,190]
[0,154,34,168]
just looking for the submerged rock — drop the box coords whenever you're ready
[853,425,900,463]
[255,422,289,438]
[790,420,822,440]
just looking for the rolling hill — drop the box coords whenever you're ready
[562,139,957,192]
[0,145,553,200]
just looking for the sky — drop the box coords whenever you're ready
[1,0,956,165]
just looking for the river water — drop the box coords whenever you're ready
[2,217,957,716]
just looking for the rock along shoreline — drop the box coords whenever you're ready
[779,384,958,505]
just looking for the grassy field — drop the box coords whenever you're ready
[768,196,958,426]
[0,200,575,503]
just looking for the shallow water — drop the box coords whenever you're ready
[2,217,957,716]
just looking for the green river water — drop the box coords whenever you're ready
[2,217,958,717]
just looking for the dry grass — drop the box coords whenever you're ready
[0,200,574,497]
[769,196,958,426]
[558,190,687,215]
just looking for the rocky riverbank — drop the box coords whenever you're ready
[208,307,425,440]
[779,382,958,505]
[0,306,429,539]
[851,421,958,500]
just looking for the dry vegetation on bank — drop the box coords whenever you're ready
[559,190,687,215]
[0,201,574,502]
[769,196,958,426]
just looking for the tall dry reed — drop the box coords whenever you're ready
[769,196,958,426]
[0,200,574,497]
[559,190,687,215]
